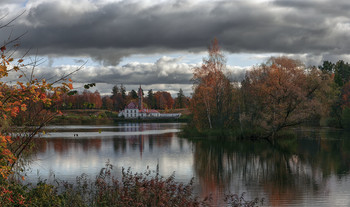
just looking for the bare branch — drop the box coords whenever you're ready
[0,10,25,29]
[51,60,88,85]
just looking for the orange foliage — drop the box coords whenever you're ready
[341,81,350,109]
[191,38,235,129]
[241,57,332,138]
[0,45,73,179]
[154,91,174,110]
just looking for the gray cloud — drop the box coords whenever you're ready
[18,55,194,85]
[5,56,197,96]
[1,0,349,65]
[5,54,248,96]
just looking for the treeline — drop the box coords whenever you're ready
[318,60,350,128]
[60,90,102,109]
[58,86,190,111]
[191,39,350,141]
[103,86,190,110]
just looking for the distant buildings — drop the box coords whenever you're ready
[118,86,181,119]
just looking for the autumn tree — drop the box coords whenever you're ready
[110,84,126,111]
[0,47,76,180]
[241,57,333,140]
[102,96,113,110]
[154,91,174,110]
[191,39,235,130]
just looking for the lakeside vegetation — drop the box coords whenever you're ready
[186,39,350,143]
[1,163,263,207]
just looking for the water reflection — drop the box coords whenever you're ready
[28,123,192,185]
[191,128,350,206]
[27,125,350,206]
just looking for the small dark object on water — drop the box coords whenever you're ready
[74,134,78,137]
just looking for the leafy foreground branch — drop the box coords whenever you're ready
[0,163,263,207]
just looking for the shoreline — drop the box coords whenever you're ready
[50,109,191,125]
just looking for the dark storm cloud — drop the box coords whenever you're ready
[3,0,348,65]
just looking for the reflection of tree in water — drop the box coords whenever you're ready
[78,138,102,152]
[192,131,350,206]
[33,138,47,153]
[112,133,175,157]
[193,141,228,204]
[156,132,173,147]
[113,138,127,153]
[178,138,184,150]
[297,129,350,178]
[149,135,154,151]
[34,138,102,154]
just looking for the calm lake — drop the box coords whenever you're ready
[25,123,350,206]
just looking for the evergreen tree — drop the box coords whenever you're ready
[112,85,119,97]
[176,88,185,108]
[130,89,138,99]
[147,89,155,109]
[121,84,126,99]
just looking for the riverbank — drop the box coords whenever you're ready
[50,109,191,125]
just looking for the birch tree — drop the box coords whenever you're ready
[191,39,234,130]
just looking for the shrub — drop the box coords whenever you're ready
[0,163,263,207]
[342,107,350,130]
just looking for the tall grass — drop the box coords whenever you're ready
[1,163,263,206]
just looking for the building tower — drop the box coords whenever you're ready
[138,85,143,110]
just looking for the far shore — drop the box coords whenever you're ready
[50,108,191,125]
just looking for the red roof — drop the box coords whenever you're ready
[139,109,159,113]
[126,102,138,109]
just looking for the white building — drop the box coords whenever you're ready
[118,86,181,119]
[118,103,181,119]
[119,102,139,118]
[118,102,162,119]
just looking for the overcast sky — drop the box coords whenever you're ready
[1,0,350,96]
